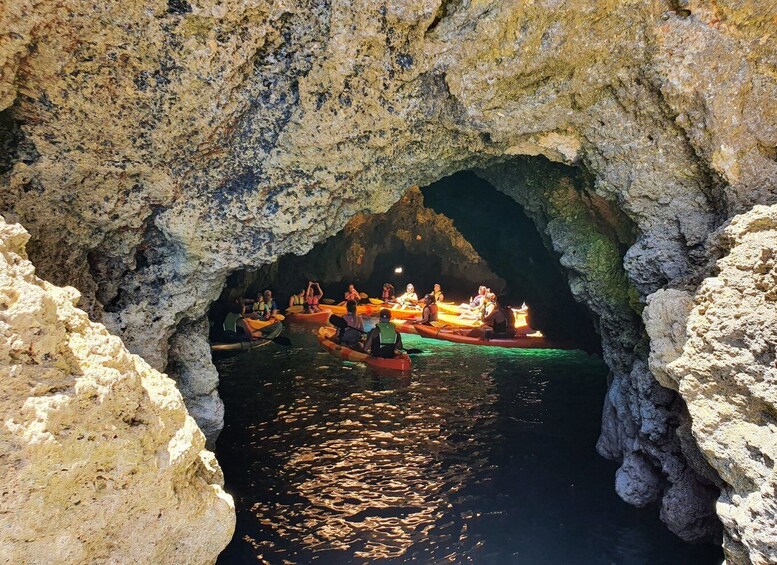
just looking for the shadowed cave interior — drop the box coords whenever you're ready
[211,168,603,353]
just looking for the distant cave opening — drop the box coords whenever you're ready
[209,165,604,353]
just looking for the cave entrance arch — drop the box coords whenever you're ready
[211,161,617,353]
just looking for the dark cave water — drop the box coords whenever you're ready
[215,323,723,564]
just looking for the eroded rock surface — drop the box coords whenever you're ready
[0,217,234,563]
[656,206,777,564]
[1,0,776,554]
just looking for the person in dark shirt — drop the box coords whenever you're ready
[418,294,438,325]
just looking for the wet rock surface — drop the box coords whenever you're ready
[1,0,775,557]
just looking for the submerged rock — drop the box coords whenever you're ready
[0,217,234,563]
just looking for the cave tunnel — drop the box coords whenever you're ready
[211,167,601,353]
[208,161,722,564]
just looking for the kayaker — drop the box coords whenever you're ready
[381,282,396,303]
[475,296,516,340]
[223,301,258,341]
[242,294,262,319]
[259,290,279,320]
[288,288,306,309]
[418,294,438,325]
[470,285,487,309]
[337,299,365,350]
[341,283,361,305]
[395,283,418,309]
[431,283,444,304]
[306,281,323,312]
[365,308,403,358]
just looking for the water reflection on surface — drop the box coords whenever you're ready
[215,325,722,564]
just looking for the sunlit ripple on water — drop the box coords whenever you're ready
[241,368,501,561]
[216,326,723,564]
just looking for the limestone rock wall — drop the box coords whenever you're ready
[647,206,777,564]
[0,217,234,563]
[1,0,776,556]
[478,157,722,542]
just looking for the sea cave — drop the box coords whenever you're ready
[1,1,775,563]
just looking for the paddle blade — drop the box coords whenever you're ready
[404,348,423,355]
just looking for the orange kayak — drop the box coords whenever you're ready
[317,327,411,372]
[285,310,331,324]
[414,323,566,349]
[244,316,283,330]
[319,303,377,316]
[436,310,530,329]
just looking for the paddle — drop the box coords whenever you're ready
[328,315,423,354]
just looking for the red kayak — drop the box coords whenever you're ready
[414,323,567,349]
[317,327,411,372]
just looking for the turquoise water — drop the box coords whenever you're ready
[215,323,723,564]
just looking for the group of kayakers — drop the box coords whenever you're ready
[329,282,519,358]
[224,280,521,360]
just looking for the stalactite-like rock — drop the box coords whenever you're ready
[0,217,234,563]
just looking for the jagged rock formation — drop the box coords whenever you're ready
[647,206,777,564]
[1,0,775,558]
[0,218,234,562]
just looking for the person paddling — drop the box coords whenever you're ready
[223,301,261,340]
[472,296,516,340]
[364,308,403,358]
[337,299,365,350]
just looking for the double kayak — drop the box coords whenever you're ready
[317,327,411,372]
[211,322,283,352]
[414,323,567,349]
